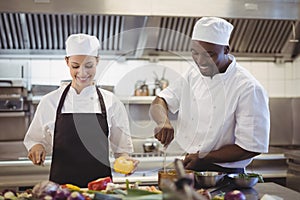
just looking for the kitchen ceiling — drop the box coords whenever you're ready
[0,0,299,62]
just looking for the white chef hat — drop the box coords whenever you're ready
[192,17,233,46]
[65,33,100,57]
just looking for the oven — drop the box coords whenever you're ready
[0,79,30,160]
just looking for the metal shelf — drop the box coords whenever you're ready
[118,96,155,104]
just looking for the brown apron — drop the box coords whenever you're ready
[50,83,111,187]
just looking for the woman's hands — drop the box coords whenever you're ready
[114,153,139,175]
[28,144,46,166]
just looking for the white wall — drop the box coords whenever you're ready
[1,56,300,97]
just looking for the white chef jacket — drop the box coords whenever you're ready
[158,54,270,168]
[24,83,134,155]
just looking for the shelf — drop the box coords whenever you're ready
[118,96,155,104]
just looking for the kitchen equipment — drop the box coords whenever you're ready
[285,150,300,192]
[134,80,149,96]
[158,169,194,190]
[227,173,259,188]
[142,142,159,153]
[194,171,226,188]
[161,159,205,200]
[0,78,30,160]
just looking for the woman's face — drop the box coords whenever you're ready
[65,55,98,93]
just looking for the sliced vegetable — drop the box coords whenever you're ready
[54,187,71,200]
[88,177,112,191]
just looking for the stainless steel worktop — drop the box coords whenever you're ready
[0,145,297,189]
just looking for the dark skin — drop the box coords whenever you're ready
[150,40,260,170]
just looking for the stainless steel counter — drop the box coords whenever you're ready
[0,146,296,189]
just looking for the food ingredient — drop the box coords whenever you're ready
[54,188,71,200]
[196,189,212,200]
[61,184,81,191]
[87,177,113,191]
[66,191,85,200]
[113,156,134,174]
[224,190,246,200]
[238,173,264,182]
[32,180,59,199]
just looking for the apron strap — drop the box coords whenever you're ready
[56,83,107,116]
[56,83,71,115]
[96,86,107,116]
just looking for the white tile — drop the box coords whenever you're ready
[49,59,70,85]
[293,61,300,79]
[285,80,296,97]
[31,60,50,77]
[239,61,252,73]
[294,80,300,96]
[284,62,294,80]
[250,62,269,80]
[268,80,285,97]
[269,62,286,81]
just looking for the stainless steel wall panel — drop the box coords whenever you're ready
[269,98,293,145]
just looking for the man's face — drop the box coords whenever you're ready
[191,40,229,77]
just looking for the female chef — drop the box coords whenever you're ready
[24,33,138,187]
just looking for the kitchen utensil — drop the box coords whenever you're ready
[194,171,226,188]
[142,142,159,153]
[134,80,149,96]
[227,173,259,188]
[158,169,194,190]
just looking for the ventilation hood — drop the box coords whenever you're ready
[0,0,299,62]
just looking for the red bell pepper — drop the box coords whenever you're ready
[87,177,112,191]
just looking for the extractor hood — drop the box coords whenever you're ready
[0,0,299,62]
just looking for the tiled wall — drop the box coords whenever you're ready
[0,56,300,97]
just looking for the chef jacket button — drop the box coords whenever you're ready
[90,97,94,100]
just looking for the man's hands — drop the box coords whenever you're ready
[183,153,203,170]
[150,97,174,147]
[28,144,46,166]
[154,122,174,147]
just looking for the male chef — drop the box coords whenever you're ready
[150,17,270,173]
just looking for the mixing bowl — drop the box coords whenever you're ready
[227,173,261,188]
[194,171,226,188]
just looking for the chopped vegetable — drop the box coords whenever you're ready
[61,184,81,191]
[3,191,17,199]
[114,157,134,174]
[88,177,112,191]
[32,180,59,199]
[67,191,84,200]
[54,187,71,200]
[238,173,264,183]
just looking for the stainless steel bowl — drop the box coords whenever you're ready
[227,173,259,188]
[194,171,226,188]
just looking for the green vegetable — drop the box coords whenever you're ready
[238,173,264,183]
[125,179,130,190]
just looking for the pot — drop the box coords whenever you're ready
[143,142,159,153]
